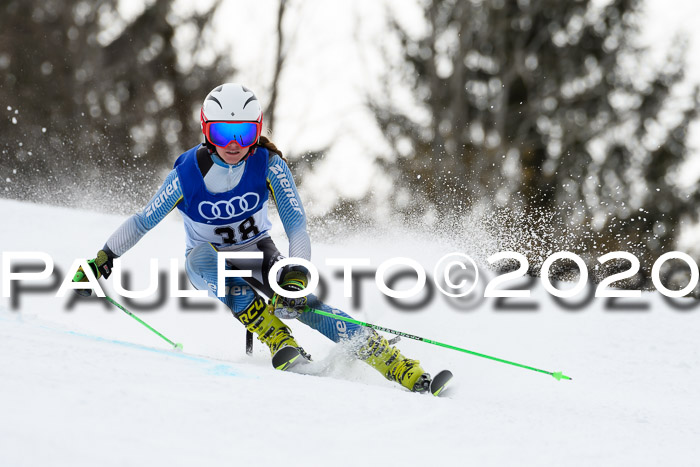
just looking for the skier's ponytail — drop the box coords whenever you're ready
[258,135,288,163]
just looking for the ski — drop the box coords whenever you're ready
[429,370,453,397]
[271,346,310,371]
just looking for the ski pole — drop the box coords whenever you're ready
[103,294,183,351]
[304,307,571,381]
[246,330,253,356]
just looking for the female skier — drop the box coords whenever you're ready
[74,83,436,393]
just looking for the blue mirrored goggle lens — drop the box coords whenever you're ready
[208,122,258,147]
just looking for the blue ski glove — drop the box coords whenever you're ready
[72,249,114,297]
[271,267,309,320]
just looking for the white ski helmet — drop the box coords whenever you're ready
[200,83,263,146]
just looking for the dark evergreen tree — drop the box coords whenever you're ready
[0,0,233,212]
[371,0,700,272]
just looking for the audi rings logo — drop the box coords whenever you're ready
[198,193,260,220]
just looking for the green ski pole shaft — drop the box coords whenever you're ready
[104,295,183,350]
[304,307,571,381]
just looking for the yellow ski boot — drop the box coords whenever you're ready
[357,330,431,392]
[236,296,310,370]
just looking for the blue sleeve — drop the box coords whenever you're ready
[104,170,183,256]
[266,154,312,260]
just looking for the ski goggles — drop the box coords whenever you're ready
[203,120,262,148]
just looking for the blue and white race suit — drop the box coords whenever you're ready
[102,144,361,342]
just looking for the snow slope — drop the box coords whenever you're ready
[1,198,700,466]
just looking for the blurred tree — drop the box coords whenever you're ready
[371,0,700,272]
[0,0,233,212]
[262,0,328,176]
[265,0,289,131]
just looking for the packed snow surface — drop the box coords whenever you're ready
[1,198,699,466]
